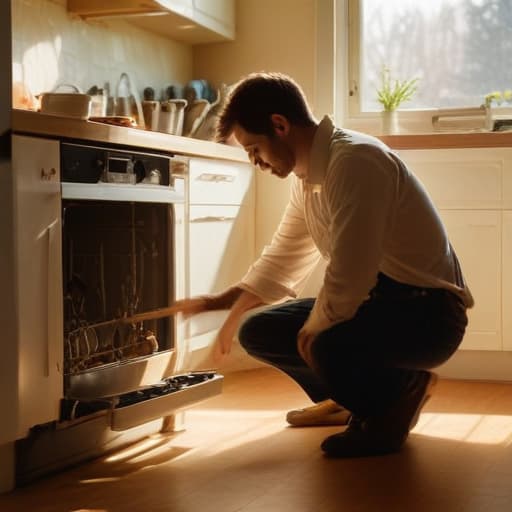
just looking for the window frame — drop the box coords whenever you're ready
[342,0,443,134]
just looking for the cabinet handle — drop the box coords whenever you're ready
[190,216,237,223]
[46,218,59,377]
[196,173,235,183]
[41,167,57,180]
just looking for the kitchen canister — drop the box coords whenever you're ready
[142,100,160,131]
[158,99,187,135]
[39,83,91,119]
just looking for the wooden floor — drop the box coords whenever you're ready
[2,367,512,512]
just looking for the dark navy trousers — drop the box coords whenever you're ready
[238,274,468,419]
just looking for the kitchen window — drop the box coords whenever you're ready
[345,0,512,121]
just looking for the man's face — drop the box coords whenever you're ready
[232,123,295,179]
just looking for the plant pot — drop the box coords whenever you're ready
[381,110,399,135]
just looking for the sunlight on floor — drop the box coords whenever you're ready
[70,509,108,512]
[79,477,121,485]
[81,407,512,486]
[415,412,512,444]
[104,437,167,463]
[187,408,284,419]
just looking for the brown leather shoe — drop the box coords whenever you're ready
[321,370,437,457]
[286,399,351,427]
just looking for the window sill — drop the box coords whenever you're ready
[378,131,512,150]
[342,113,512,149]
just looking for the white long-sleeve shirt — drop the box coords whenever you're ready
[239,115,473,335]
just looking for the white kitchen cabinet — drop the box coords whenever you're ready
[187,157,254,299]
[182,158,254,370]
[439,210,501,350]
[189,157,253,206]
[503,211,512,351]
[67,0,235,44]
[188,204,254,297]
[4,135,63,441]
[399,148,512,352]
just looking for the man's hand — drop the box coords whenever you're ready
[212,314,241,365]
[212,289,265,366]
[171,287,245,317]
[297,326,317,368]
[171,296,211,317]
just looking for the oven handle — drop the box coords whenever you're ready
[46,218,59,377]
[61,182,185,203]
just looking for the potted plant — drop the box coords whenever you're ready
[377,67,419,134]
[483,89,512,131]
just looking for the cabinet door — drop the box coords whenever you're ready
[189,158,253,206]
[440,210,501,351]
[191,0,235,40]
[182,204,253,369]
[12,135,63,436]
[188,204,253,296]
[503,211,512,350]
[399,148,503,210]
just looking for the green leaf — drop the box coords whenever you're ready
[376,67,419,111]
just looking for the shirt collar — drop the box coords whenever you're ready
[306,115,336,187]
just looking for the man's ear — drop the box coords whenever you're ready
[270,114,290,137]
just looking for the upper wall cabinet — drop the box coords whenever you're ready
[67,0,235,44]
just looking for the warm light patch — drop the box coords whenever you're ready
[71,509,109,512]
[415,413,512,445]
[22,37,61,94]
[104,437,164,463]
[185,408,287,457]
[79,477,121,484]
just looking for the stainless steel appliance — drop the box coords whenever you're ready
[14,140,222,484]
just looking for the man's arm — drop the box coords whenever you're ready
[171,286,265,364]
[171,286,246,315]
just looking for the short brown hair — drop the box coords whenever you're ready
[215,72,316,143]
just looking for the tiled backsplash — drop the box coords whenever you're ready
[12,0,193,100]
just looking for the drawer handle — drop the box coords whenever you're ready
[190,216,237,223]
[196,173,235,183]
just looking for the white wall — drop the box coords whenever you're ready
[193,0,318,255]
[11,0,193,100]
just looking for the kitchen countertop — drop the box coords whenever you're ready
[11,109,249,163]
[13,109,512,156]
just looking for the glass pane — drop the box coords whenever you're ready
[359,0,512,111]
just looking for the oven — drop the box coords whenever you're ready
[12,138,223,484]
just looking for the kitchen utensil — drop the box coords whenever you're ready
[142,100,160,131]
[158,99,187,135]
[87,85,107,117]
[165,84,184,100]
[143,87,155,101]
[182,99,210,137]
[114,72,145,129]
[193,84,230,140]
[184,79,215,104]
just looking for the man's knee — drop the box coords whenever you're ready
[238,312,269,353]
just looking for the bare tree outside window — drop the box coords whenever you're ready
[359,0,512,111]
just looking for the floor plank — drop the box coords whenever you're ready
[1,368,512,512]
